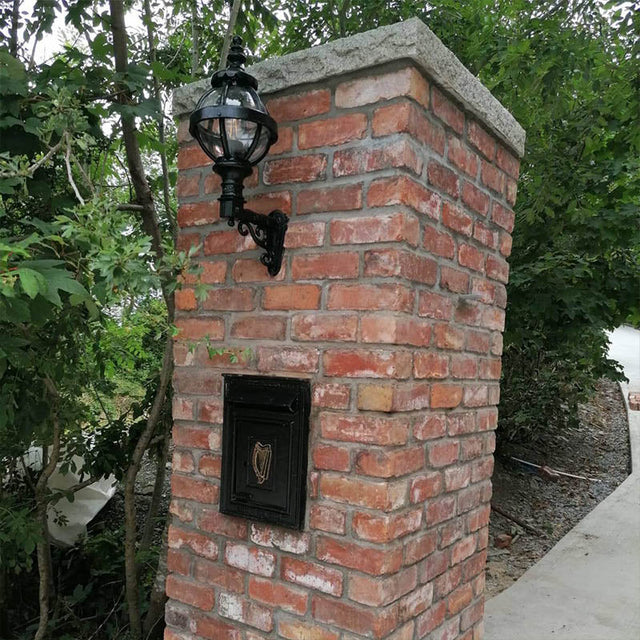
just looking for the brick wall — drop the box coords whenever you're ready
[167,46,521,640]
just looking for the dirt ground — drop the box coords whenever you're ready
[485,379,631,598]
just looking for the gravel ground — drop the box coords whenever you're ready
[486,379,631,598]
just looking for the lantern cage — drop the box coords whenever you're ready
[189,36,287,276]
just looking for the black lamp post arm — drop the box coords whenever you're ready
[234,208,289,277]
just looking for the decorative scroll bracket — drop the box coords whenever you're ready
[230,208,288,276]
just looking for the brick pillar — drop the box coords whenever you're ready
[167,18,524,640]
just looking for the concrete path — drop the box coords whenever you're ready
[484,326,640,640]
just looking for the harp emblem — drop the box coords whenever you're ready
[251,442,272,485]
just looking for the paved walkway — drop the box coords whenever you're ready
[484,326,640,640]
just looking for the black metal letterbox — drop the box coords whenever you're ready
[220,374,310,529]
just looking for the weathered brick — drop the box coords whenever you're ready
[316,536,403,576]
[292,252,359,280]
[428,161,459,198]
[174,317,224,341]
[336,67,429,108]
[165,575,215,611]
[178,201,218,226]
[266,89,331,122]
[432,87,465,133]
[298,183,363,214]
[224,542,276,577]
[353,509,423,543]
[263,284,321,309]
[349,566,418,607]
[367,175,441,219]
[467,121,496,160]
[414,352,449,379]
[481,160,505,194]
[310,504,347,535]
[360,315,432,347]
[320,412,409,445]
[458,244,485,272]
[323,348,412,378]
[330,212,419,246]
[419,291,453,320]
[327,284,414,312]
[281,557,343,596]
[319,474,406,511]
[364,249,437,285]
[312,383,351,409]
[355,446,425,478]
[299,113,368,149]
[333,140,422,177]
[248,577,308,615]
[285,221,325,248]
[257,346,319,373]
[231,315,286,340]
[264,154,327,184]
[313,444,351,471]
[496,145,520,178]
[278,618,340,640]
[448,135,479,177]
[218,592,273,631]
[423,224,456,259]
[491,202,515,233]
[171,476,219,504]
[232,258,286,283]
[292,313,358,341]
[312,594,397,638]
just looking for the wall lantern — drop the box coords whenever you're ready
[189,36,287,276]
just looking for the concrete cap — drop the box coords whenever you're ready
[173,18,525,157]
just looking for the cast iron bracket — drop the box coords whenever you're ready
[228,208,289,277]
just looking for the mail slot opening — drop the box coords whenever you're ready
[220,374,310,529]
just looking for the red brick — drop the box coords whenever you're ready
[204,229,254,255]
[177,119,190,144]
[418,291,453,320]
[176,173,199,198]
[368,175,442,220]
[333,140,422,177]
[404,530,438,565]
[458,244,485,272]
[356,446,424,478]
[312,594,397,639]
[491,202,515,232]
[177,144,210,171]
[455,300,482,326]
[447,412,476,436]
[172,450,194,473]
[248,577,308,615]
[327,284,414,312]
[316,536,403,576]
[479,358,502,380]
[313,444,351,471]
[421,550,450,583]
[364,249,437,284]
[353,509,423,543]
[330,212,419,246]
[336,67,430,108]
[310,504,347,535]
[323,348,412,378]
[410,471,443,502]
[292,313,358,341]
[361,316,432,347]
[257,346,319,373]
[181,261,227,285]
[168,525,218,559]
[267,126,293,155]
[428,441,460,470]
[319,474,406,511]
[500,231,513,257]
[174,317,224,341]
[218,592,273,631]
[197,400,223,424]
[426,495,457,525]
[177,232,201,255]
[203,287,254,311]
[281,557,343,596]
[481,160,505,194]
[491,331,503,356]
[441,265,470,294]
[285,221,325,248]
[264,154,327,184]
[461,599,485,631]
[448,135,479,177]
[231,315,286,340]
[244,191,292,217]
[312,383,351,409]
[432,87,465,133]
[417,601,448,637]
[232,258,286,283]
[414,352,449,379]
[263,284,321,309]
[463,384,489,407]
[349,566,418,607]
[473,221,498,249]
[431,384,463,409]
[486,255,509,284]
[372,102,445,154]
[278,618,340,640]
[423,224,455,259]
[169,500,193,523]
[203,171,222,194]
[175,288,197,311]
[428,161,459,198]
[194,615,241,640]
[299,113,368,149]
[198,453,221,477]
[298,183,363,214]
[467,121,496,160]
[171,476,219,504]
[414,413,447,440]
[496,145,520,178]
[198,508,247,538]
[461,181,490,216]
[173,425,219,450]
[506,177,518,206]
[466,329,491,354]
[178,202,217,227]
[444,465,472,491]
[320,412,409,445]
[434,566,463,599]
[167,549,191,575]
[266,89,331,122]
[250,524,310,554]
[224,542,276,577]
[165,574,214,611]
[442,201,472,236]
[451,535,477,565]
[193,558,244,593]
[434,324,465,350]
[292,251,359,280]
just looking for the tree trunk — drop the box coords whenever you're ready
[141,519,169,640]
[34,408,61,640]
[190,0,199,78]
[9,0,20,58]
[219,0,243,69]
